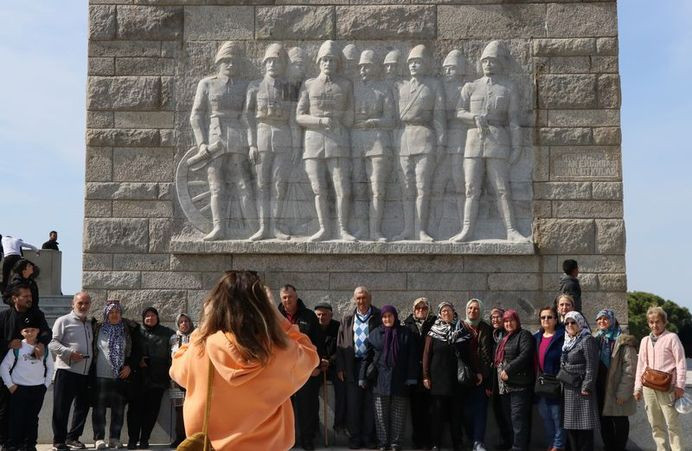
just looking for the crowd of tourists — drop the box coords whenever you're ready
[0,253,687,451]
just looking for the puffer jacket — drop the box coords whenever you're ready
[599,334,638,416]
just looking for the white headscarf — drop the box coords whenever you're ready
[562,311,591,352]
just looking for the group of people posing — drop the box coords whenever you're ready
[0,276,196,451]
[186,37,527,243]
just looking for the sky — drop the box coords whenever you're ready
[0,1,690,310]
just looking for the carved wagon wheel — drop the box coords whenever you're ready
[175,147,214,234]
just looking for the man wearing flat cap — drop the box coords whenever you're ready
[314,302,347,434]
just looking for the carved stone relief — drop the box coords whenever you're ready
[175,39,533,244]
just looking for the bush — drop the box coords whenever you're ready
[627,291,692,357]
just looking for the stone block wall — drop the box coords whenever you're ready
[83,0,626,326]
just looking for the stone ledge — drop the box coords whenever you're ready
[170,238,536,255]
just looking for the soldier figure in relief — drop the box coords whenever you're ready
[455,40,525,242]
[245,43,299,241]
[187,41,255,241]
[342,44,360,83]
[383,49,402,85]
[394,45,446,242]
[296,40,356,242]
[351,50,396,242]
[431,49,468,238]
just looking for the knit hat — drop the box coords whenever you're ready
[21,312,41,330]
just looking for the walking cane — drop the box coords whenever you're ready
[323,369,329,448]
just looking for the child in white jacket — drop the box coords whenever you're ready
[0,313,54,451]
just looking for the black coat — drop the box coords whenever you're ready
[468,321,494,389]
[360,325,418,396]
[321,319,340,379]
[559,275,582,312]
[138,323,176,389]
[0,306,51,362]
[3,275,39,308]
[423,334,477,397]
[533,324,565,376]
[279,299,325,360]
[42,240,59,251]
[499,329,535,387]
[403,314,436,386]
[336,306,381,383]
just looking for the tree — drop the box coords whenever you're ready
[627,291,692,357]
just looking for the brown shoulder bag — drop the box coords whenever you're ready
[177,359,214,451]
[641,336,673,392]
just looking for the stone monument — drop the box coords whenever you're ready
[84,1,626,325]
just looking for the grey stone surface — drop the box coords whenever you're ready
[83,271,141,290]
[538,74,597,109]
[89,5,116,41]
[533,38,596,57]
[87,128,161,147]
[546,3,618,38]
[114,112,174,129]
[336,6,435,40]
[596,219,626,254]
[84,218,149,253]
[85,147,113,182]
[113,148,174,182]
[256,6,334,40]
[116,6,183,41]
[87,76,161,111]
[438,4,545,39]
[534,218,594,254]
[184,6,253,41]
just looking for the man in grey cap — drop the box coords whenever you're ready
[314,302,347,434]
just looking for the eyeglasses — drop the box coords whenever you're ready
[565,320,577,325]
[414,306,429,310]
[540,315,554,320]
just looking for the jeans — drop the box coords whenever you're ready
[537,396,565,449]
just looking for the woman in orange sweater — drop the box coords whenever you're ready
[170,270,320,450]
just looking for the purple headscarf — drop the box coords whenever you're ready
[102,301,125,378]
[381,305,399,368]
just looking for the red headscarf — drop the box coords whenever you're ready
[494,309,521,366]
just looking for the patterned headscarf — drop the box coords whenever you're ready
[102,301,125,378]
[562,311,591,352]
[494,309,521,365]
[428,302,458,342]
[411,297,430,334]
[594,308,621,368]
[464,298,484,327]
[381,305,400,368]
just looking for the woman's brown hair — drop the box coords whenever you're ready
[196,270,288,364]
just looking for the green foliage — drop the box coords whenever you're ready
[627,291,692,344]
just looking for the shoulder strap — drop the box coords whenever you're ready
[9,348,19,374]
[202,358,214,451]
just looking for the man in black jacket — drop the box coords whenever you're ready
[0,282,51,448]
[278,285,324,451]
[314,302,347,434]
[336,286,381,449]
[559,259,582,312]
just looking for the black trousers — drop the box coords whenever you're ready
[292,375,320,445]
[501,389,532,451]
[127,386,165,444]
[327,371,347,428]
[0,384,9,446]
[409,387,432,448]
[600,415,629,451]
[1,254,21,290]
[173,406,185,444]
[52,369,91,444]
[567,428,594,451]
[431,394,464,449]
[8,384,46,450]
[346,362,375,446]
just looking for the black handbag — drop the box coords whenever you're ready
[535,372,561,398]
[365,361,378,383]
[556,367,581,388]
[456,352,474,387]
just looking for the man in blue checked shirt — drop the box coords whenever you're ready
[336,286,382,449]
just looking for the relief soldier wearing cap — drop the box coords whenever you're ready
[245,43,300,241]
[296,40,356,242]
[187,41,255,241]
[351,50,396,242]
[455,41,525,242]
[394,45,446,242]
[431,49,469,237]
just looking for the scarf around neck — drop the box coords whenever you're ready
[594,308,621,368]
[562,311,591,352]
[464,298,484,327]
[381,305,399,368]
[494,309,521,365]
[102,303,126,378]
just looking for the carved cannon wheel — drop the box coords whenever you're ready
[175,147,214,234]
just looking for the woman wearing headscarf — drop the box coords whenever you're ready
[126,307,175,449]
[533,305,565,451]
[360,305,417,451]
[560,311,599,451]
[402,297,436,449]
[91,301,139,450]
[422,302,475,451]
[488,307,512,449]
[461,299,493,451]
[494,309,534,451]
[169,313,195,448]
[593,308,636,451]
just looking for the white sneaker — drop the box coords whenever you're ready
[95,440,108,450]
[109,439,121,449]
[473,441,487,451]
